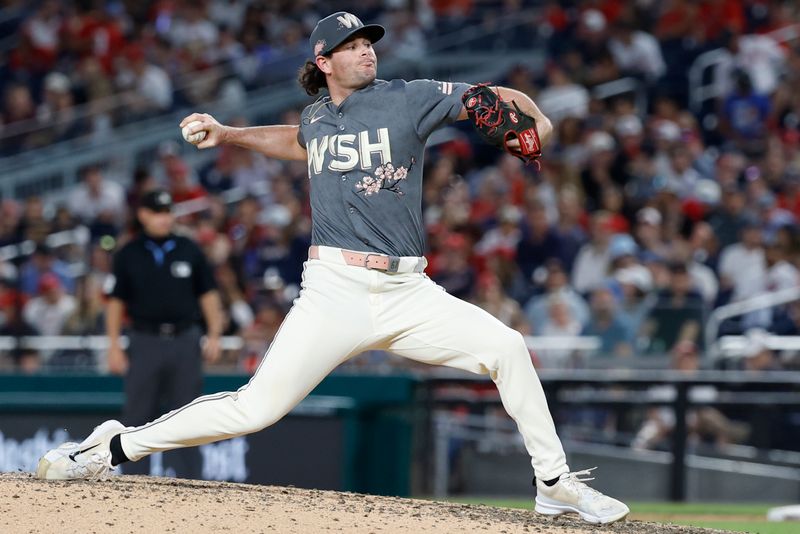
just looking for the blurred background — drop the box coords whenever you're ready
[1,0,799,515]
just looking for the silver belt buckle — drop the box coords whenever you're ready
[364,253,400,273]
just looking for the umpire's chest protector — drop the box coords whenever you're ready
[298,78,469,257]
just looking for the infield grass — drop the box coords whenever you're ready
[446,499,797,533]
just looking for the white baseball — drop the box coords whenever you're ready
[181,120,207,144]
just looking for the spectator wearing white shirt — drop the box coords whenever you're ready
[664,145,704,199]
[765,239,800,293]
[209,0,248,34]
[537,295,583,367]
[474,204,523,258]
[714,30,785,97]
[651,119,681,180]
[572,211,614,295]
[526,259,590,334]
[67,165,126,227]
[22,273,77,337]
[117,45,173,117]
[718,220,767,302]
[608,20,666,83]
[169,3,219,48]
[536,64,590,125]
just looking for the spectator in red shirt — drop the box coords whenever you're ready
[600,185,630,234]
[699,0,745,42]
[167,156,208,204]
[63,2,125,73]
[654,0,699,41]
[21,0,62,71]
[777,172,800,221]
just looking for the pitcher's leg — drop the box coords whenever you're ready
[120,262,371,461]
[385,276,568,480]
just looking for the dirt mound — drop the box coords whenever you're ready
[0,473,730,534]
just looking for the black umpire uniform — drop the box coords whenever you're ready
[107,190,221,478]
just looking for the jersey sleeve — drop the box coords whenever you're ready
[298,101,319,147]
[404,79,471,139]
[108,248,131,301]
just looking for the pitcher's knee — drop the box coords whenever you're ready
[246,403,293,432]
[498,328,528,357]
[485,328,530,370]
[233,392,293,433]
[496,328,531,367]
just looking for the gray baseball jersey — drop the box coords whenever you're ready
[298,79,470,257]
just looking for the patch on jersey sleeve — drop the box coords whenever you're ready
[438,82,453,95]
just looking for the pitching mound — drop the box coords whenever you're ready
[0,473,729,534]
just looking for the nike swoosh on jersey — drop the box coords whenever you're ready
[69,442,101,462]
[309,114,324,124]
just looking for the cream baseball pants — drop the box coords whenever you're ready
[120,247,569,480]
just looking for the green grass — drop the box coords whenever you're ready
[665,520,795,534]
[629,503,774,515]
[444,499,798,533]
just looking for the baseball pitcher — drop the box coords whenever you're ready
[37,11,628,524]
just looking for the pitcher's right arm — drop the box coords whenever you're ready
[179,113,307,161]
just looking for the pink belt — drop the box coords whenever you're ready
[308,245,426,273]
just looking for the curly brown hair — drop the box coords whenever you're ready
[297,60,327,96]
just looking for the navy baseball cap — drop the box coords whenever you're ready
[140,189,174,212]
[309,12,385,57]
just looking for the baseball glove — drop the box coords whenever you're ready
[462,83,542,166]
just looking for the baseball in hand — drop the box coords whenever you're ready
[181,121,207,144]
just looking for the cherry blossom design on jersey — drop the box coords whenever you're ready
[355,157,415,197]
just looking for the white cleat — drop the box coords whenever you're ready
[36,420,127,480]
[535,468,630,524]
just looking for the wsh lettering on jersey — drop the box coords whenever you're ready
[306,127,392,175]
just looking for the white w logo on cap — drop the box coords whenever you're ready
[336,13,362,28]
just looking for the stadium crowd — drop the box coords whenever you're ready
[1,0,800,379]
[0,0,433,156]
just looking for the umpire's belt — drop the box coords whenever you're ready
[132,321,195,336]
[308,245,427,274]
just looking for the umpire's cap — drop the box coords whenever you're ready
[309,12,385,57]
[140,189,174,213]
